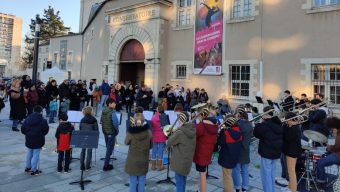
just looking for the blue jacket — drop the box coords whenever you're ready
[101,83,110,95]
[218,126,243,169]
[21,112,49,149]
[49,100,59,111]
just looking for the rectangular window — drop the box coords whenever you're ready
[176,65,187,79]
[230,65,250,97]
[105,65,108,75]
[67,51,73,66]
[232,0,253,19]
[314,0,340,7]
[177,0,192,26]
[59,40,67,70]
[311,64,340,104]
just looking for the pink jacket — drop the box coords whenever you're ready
[151,113,167,143]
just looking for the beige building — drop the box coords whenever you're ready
[49,0,340,112]
[0,13,23,77]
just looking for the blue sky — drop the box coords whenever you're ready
[0,0,80,40]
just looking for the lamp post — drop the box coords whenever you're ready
[32,14,41,84]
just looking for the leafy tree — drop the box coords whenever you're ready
[22,6,70,67]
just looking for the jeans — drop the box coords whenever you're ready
[49,110,57,123]
[184,103,190,112]
[280,153,289,180]
[99,95,108,112]
[317,153,340,182]
[104,134,116,167]
[58,150,71,172]
[26,148,41,171]
[260,157,278,192]
[129,175,146,192]
[175,172,187,192]
[80,149,92,170]
[12,119,19,128]
[151,142,165,160]
[232,163,250,190]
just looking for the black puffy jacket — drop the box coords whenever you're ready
[253,117,283,159]
[21,112,49,149]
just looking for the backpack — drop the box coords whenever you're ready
[58,133,71,151]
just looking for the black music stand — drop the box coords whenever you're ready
[156,148,176,186]
[100,113,122,162]
[255,96,264,104]
[69,130,99,191]
[267,100,274,107]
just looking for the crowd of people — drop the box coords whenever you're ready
[2,75,339,192]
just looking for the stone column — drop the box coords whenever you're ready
[144,60,160,95]
[108,61,119,84]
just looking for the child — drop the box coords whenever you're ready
[218,116,243,192]
[49,96,59,124]
[27,85,39,115]
[92,86,101,116]
[167,112,196,192]
[79,107,98,171]
[60,97,71,114]
[55,113,74,173]
[150,105,167,171]
[21,106,49,175]
[125,113,152,192]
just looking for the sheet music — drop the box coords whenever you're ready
[116,113,122,125]
[165,110,178,125]
[143,111,154,121]
[67,111,84,123]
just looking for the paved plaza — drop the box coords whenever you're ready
[0,103,334,192]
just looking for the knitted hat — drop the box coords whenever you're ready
[236,107,246,114]
[179,112,188,123]
[224,116,237,128]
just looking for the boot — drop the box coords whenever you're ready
[12,127,19,132]
[151,160,156,171]
[157,160,165,171]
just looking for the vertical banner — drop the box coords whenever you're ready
[194,0,223,75]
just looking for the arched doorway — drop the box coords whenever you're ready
[119,39,145,86]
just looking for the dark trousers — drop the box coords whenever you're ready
[58,150,71,172]
[280,153,289,180]
[126,104,133,113]
[104,134,116,167]
[80,149,92,170]
[87,95,93,107]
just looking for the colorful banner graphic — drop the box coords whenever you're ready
[194,0,223,75]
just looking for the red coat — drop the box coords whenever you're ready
[193,120,218,166]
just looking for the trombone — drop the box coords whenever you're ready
[248,109,275,122]
[281,114,308,125]
[297,99,329,115]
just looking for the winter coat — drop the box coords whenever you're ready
[37,88,48,108]
[79,88,88,101]
[101,106,119,136]
[100,83,110,95]
[198,92,209,103]
[218,126,243,169]
[283,124,302,158]
[27,90,39,105]
[125,124,152,176]
[58,83,70,99]
[124,88,135,105]
[136,90,150,109]
[309,109,328,137]
[79,114,99,131]
[60,99,71,113]
[237,119,253,164]
[92,90,101,102]
[21,112,49,149]
[151,113,167,143]
[253,117,283,159]
[45,84,59,101]
[282,95,294,112]
[9,88,26,120]
[190,91,199,106]
[193,120,218,166]
[167,123,196,176]
[49,100,59,111]
[69,87,80,110]
[55,122,74,145]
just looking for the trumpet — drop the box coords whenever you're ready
[249,109,275,122]
[281,114,308,125]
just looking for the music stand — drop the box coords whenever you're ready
[69,130,99,191]
[267,100,274,107]
[255,96,264,104]
[100,113,122,162]
[67,111,84,162]
[156,148,176,186]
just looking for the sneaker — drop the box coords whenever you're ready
[64,170,71,174]
[275,177,288,187]
[24,168,31,173]
[31,170,42,176]
[103,164,114,171]
[85,166,91,172]
[57,170,62,173]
